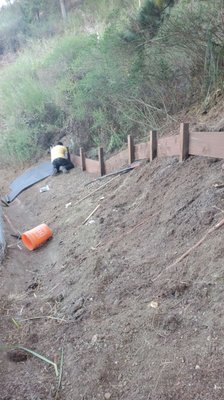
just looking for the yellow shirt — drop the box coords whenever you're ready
[51,145,67,162]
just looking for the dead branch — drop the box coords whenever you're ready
[85,165,136,186]
[73,175,119,207]
[82,204,100,225]
[153,217,224,281]
[99,211,160,249]
[19,315,67,323]
[3,213,21,235]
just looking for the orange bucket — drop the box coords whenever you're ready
[21,223,53,251]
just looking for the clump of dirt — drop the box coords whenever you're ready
[1,155,224,399]
[7,349,29,363]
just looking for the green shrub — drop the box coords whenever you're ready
[0,126,38,165]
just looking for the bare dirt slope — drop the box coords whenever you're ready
[1,155,224,400]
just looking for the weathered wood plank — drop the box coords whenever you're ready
[73,155,82,167]
[158,135,180,157]
[189,132,224,159]
[74,153,98,174]
[105,149,129,174]
[85,158,99,174]
[134,142,150,160]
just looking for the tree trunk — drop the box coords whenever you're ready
[59,0,67,21]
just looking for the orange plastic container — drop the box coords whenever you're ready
[21,224,53,251]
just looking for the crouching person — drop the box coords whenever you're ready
[51,142,74,176]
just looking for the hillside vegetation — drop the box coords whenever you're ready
[0,0,224,164]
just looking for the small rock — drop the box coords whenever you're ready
[72,297,84,314]
[118,373,122,381]
[74,308,85,320]
[104,393,111,399]
[26,282,39,291]
[91,334,98,344]
[56,294,64,303]
[149,301,159,309]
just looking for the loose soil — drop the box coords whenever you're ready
[1,155,224,400]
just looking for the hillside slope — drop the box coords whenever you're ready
[1,154,224,399]
[1,0,224,165]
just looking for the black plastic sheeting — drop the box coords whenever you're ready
[3,162,52,203]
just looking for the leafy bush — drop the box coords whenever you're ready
[0,49,64,163]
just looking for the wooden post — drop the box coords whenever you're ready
[149,130,157,161]
[80,147,86,171]
[98,147,105,176]
[128,135,134,165]
[180,123,190,162]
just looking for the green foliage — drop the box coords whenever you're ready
[19,0,45,24]
[1,126,38,164]
[125,0,175,44]
[0,0,62,54]
[0,3,27,54]
[156,0,224,96]
[138,0,162,31]
[108,132,124,152]
[0,49,64,163]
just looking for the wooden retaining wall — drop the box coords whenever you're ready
[72,123,224,176]
[0,205,6,263]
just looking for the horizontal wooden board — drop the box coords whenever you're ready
[158,135,180,157]
[73,155,99,174]
[134,142,150,160]
[189,132,224,159]
[105,149,129,174]
[85,158,99,174]
[73,155,82,167]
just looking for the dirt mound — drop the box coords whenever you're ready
[1,156,224,399]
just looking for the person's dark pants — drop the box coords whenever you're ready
[52,157,74,173]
